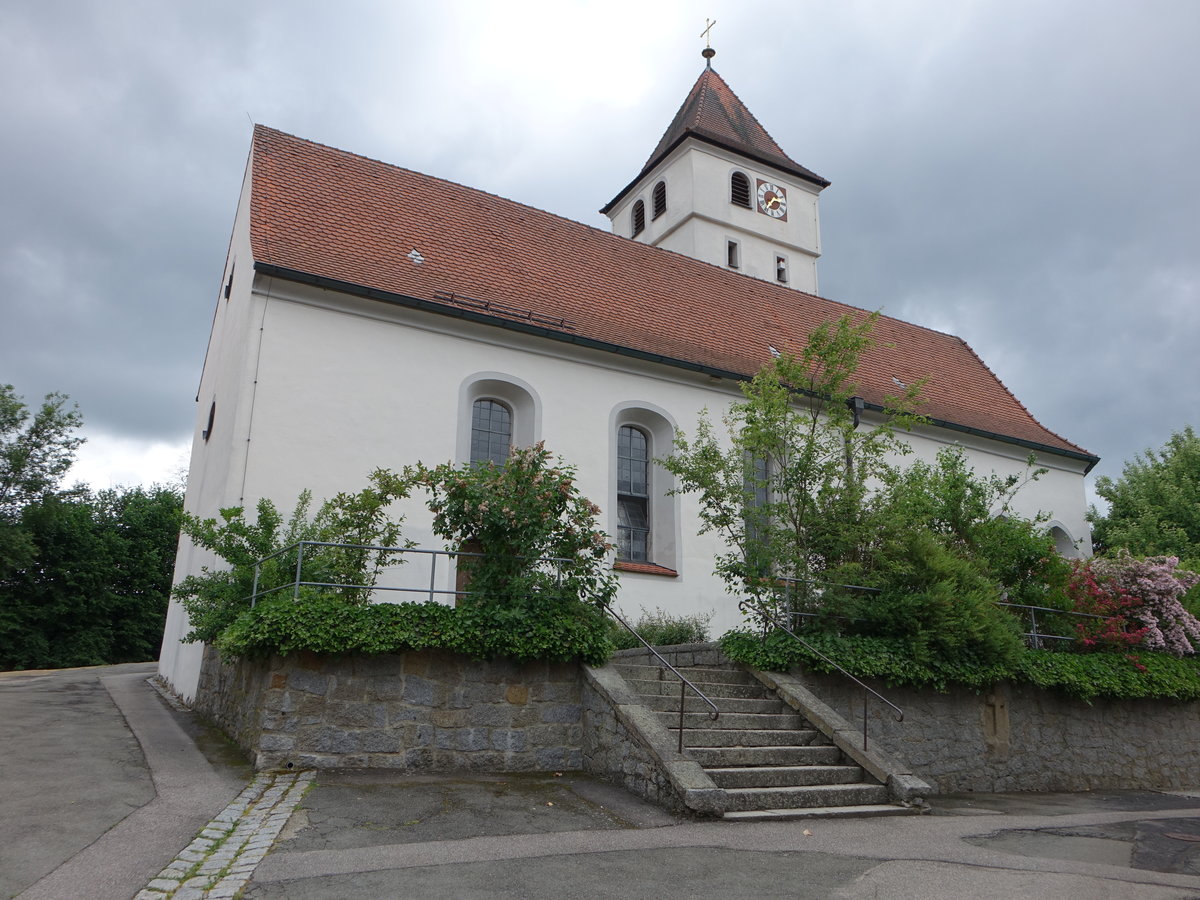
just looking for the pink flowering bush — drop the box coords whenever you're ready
[1084,552,1200,656]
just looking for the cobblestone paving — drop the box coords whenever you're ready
[134,771,313,900]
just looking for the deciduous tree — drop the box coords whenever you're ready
[1091,426,1200,564]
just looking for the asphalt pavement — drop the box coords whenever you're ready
[6,662,1200,899]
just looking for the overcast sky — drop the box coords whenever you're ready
[2,0,1197,509]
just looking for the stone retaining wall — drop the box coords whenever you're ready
[802,672,1200,793]
[193,642,1200,796]
[194,647,582,772]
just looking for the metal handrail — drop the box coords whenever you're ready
[995,600,1108,650]
[605,605,720,753]
[249,540,576,607]
[740,596,903,751]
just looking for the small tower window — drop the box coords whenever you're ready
[730,172,751,208]
[652,181,667,219]
[727,240,740,269]
[202,401,216,441]
[632,200,646,237]
[776,255,788,283]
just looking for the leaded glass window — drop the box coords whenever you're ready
[470,399,511,466]
[617,425,650,561]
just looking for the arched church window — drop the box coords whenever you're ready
[652,181,667,219]
[631,200,646,237]
[470,398,512,466]
[730,172,751,208]
[617,425,650,561]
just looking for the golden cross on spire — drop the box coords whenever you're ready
[700,18,717,65]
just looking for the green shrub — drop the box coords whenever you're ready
[175,471,414,644]
[608,607,712,651]
[826,528,1025,668]
[218,589,613,665]
[177,446,617,666]
[721,627,1200,702]
[417,444,617,611]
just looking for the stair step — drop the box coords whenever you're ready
[619,662,748,681]
[706,765,864,789]
[621,678,771,700]
[689,745,845,768]
[638,694,786,714]
[614,663,757,686]
[658,710,807,730]
[723,804,920,822]
[683,728,824,748]
[724,782,890,812]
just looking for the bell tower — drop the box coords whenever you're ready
[601,50,829,294]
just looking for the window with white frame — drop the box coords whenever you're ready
[458,373,541,467]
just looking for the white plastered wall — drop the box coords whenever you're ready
[160,269,1093,699]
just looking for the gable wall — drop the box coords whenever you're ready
[158,155,268,700]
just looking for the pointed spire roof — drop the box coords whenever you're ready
[602,67,828,213]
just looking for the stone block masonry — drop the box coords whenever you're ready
[801,672,1200,794]
[194,647,582,772]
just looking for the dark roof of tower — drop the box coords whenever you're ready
[602,67,829,214]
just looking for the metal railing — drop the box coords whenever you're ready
[739,595,903,751]
[605,605,720,753]
[248,540,575,607]
[995,601,1109,650]
[778,581,1115,652]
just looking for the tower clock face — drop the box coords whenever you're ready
[756,180,788,219]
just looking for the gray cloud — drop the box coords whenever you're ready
[1,0,1197,498]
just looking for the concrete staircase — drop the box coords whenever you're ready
[613,660,914,820]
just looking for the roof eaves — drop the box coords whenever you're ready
[253,261,1100,471]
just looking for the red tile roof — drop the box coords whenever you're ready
[248,125,1095,464]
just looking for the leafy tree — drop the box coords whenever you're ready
[0,385,84,575]
[0,485,182,669]
[1090,426,1200,564]
[0,385,83,519]
[870,446,1070,609]
[662,312,924,625]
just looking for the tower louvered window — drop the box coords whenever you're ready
[632,200,646,237]
[730,172,751,208]
[652,181,666,219]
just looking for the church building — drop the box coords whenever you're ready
[158,58,1098,701]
